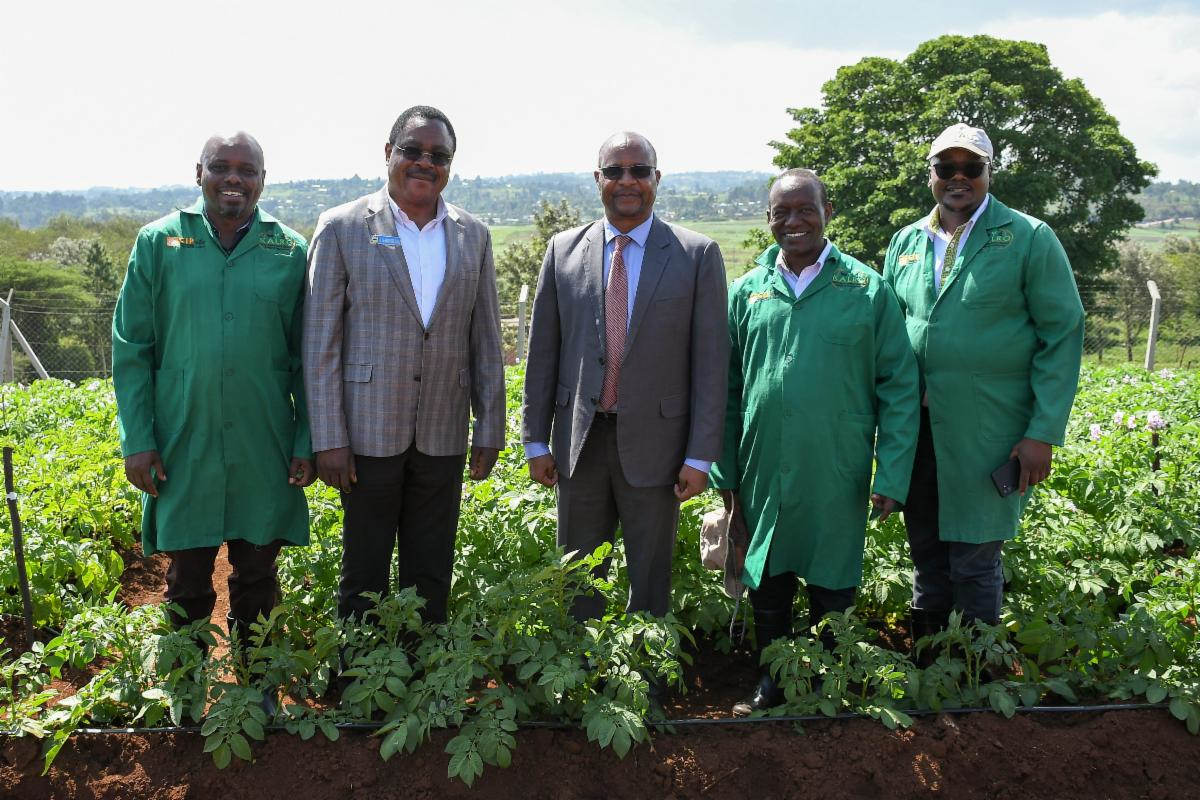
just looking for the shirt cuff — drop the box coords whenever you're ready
[524,442,551,459]
[684,458,712,474]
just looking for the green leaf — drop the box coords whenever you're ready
[1169,697,1190,721]
[242,716,265,741]
[228,733,252,762]
[212,743,232,769]
[1146,684,1168,704]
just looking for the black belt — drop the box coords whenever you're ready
[595,409,618,420]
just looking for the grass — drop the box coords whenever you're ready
[1126,219,1200,245]
[489,218,764,282]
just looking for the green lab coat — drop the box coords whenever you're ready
[710,244,920,591]
[882,195,1084,543]
[112,199,311,555]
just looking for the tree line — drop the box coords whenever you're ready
[3,34,1198,377]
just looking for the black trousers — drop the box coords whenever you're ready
[750,571,856,626]
[904,407,1005,624]
[338,446,466,624]
[164,539,283,627]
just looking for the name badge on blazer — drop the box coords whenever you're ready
[897,253,920,266]
[370,234,403,247]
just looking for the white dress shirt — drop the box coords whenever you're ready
[776,239,833,297]
[922,195,990,292]
[389,195,449,327]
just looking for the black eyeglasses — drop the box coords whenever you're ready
[393,145,453,167]
[599,164,655,180]
[932,160,989,180]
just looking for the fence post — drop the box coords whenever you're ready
[1144,280,1162,372]
[516,284,529,364]
[0,290,12,383]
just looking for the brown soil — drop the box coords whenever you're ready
[3,553,1199,799]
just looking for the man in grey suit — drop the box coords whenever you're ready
[522,131,729,621]
[304,105,504,624]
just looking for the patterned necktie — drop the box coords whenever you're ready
[930,207,968,294]
[600,235,632,411]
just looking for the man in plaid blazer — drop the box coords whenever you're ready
[303,106,504,624]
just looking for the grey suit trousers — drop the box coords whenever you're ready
[557,414,680,620]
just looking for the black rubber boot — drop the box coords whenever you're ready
[732,607,792,716]
[909,607,950,668]
[228,615,278,720]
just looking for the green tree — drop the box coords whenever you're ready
[771,35,1156,278]
[495,199,582,311]
[1160,235,1200,365]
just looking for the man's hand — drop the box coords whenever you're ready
[288,457,317,488]
[528,453,558,487]
[316,446,357,493]
[1011,438,1053,495]
[674,464,707,502]
[469,447,500,481]
[870,493,898,522]
[124,450,166,497]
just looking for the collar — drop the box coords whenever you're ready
[603,214,654,248]
[923,194,990,238]
[775,238,833,276]
[388,194,449,228]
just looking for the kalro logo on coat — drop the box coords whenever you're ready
[259,233,298,252]
[985,228,1014,248]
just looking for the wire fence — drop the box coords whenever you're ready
[2,284,1199,383]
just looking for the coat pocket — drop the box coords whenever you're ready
[972,371,1032,442]
[835,411,875,478]
[556,384,572,408]
[153,368,185,439]
[343,363,373,383]
[660,393,688,418]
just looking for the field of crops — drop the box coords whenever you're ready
[2,365,1200,796]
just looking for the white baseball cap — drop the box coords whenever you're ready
[928,123,993,161]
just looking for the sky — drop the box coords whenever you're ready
[2,0,1198,191]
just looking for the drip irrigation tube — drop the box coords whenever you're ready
[0,701,1169,738]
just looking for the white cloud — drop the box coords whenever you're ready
[0,1,1194,189]
[988,11,1200,181]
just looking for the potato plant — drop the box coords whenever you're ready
[1,365,1199,784]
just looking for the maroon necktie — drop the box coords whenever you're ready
[600,234,632,411]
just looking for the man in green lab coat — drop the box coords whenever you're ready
[882,123,1084,642]
[711,170,920,715]
[112,133,315,652]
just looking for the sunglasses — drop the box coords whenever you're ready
[932,160,989,180]
[599,164,655,180]
[392,145,453,167]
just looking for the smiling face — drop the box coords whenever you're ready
[196,135,264,224]
[930,146,991,220]
[767,176,832,269]
[595,135,660,232]
[385,116,453,216]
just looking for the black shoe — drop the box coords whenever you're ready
[909,607,949,668]
[732,670,783,717]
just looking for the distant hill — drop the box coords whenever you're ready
[0,172,773,232]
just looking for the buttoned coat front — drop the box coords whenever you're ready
[882,195,1085,543]
[112,201,311,556]
[709,244,919,591]
[303,187,505,457]
[522,217,729,486]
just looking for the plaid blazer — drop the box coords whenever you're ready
[303,187,504,457]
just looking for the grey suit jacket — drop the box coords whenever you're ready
[303,187,504,457]
[522,216,729,486]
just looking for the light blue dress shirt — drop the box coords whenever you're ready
[524,214,711,475]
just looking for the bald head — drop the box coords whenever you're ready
[199,132,264,169]
[770,168,827,206]
[196,131,265,224]
[598,131,657,168]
